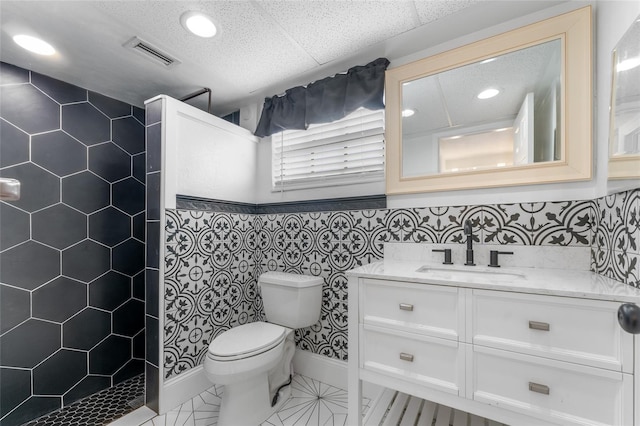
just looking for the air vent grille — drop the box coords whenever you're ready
[123,36,181,69]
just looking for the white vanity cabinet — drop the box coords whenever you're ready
[361,279,465,396]
[347,262,640,426]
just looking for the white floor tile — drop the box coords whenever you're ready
[140,374,351,426]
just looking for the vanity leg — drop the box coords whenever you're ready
[348,275,363,426]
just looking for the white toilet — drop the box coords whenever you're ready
[204,271,323,426]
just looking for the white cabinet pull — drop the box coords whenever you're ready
[529,382,550,395]
[399,353,414,362]
[529,321,550,331]
[399,303,414,311]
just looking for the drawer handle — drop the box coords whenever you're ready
[399,353,414,362]
[529,382,550,395]
[529,321,550,331]
[399,303,414,311]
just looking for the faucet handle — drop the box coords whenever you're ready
[488,250,514,268]
[432,248,453,265]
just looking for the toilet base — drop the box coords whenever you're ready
[218,371,273,426]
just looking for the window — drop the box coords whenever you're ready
[271,108,385,191]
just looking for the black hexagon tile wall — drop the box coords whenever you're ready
[0,62,146,426]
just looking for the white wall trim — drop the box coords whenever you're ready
[292,349,380,399]
[293,349,347,390]
[160,365,212,414]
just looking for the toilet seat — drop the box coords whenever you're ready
[208,322,286,361]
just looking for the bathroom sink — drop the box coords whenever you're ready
[415,266,524,281]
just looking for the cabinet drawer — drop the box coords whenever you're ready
[471,290,632,372]
[361,279,462,341]
[361,324,464,396]
[470,346,633,426]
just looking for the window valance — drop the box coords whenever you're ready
[255,57,389,137]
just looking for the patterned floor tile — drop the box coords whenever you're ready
[262,375,348,426]
[135,375,356,426]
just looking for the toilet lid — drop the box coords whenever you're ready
[208,322,286,359]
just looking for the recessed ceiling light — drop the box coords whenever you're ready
[481,57,497,64]
[13,35,55,55]
[181,11,217,38]
[477,88,500,99]
[402,109,415,118]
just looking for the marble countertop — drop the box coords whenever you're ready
[347,260,640,303]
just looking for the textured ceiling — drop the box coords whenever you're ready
[0,1,566,116]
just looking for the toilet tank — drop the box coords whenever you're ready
[258,272,322,329]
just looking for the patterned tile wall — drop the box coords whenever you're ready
[164,190,639,376]
[164,209,262,379]
[594,189,639,287]
[0,62,146,425]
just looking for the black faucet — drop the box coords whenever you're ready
[463,219,475,266]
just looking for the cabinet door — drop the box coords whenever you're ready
[361,279,463,341]
[361,324,465,396]
[470,345,633,426]
[471,290,632,372]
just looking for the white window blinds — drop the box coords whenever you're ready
[271,108,385,191]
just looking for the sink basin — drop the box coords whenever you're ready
[415,266,524,281]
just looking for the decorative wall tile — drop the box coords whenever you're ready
[164,209,262,380]
[620,190,640,254]
[162,189,639,372]
[481,203,533,245]
[401,207,439,244]
[437,205,483,244]
[530,201,593,246]
[593,190,640,287]
[0,62,145,425]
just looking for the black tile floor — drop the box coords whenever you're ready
[22,374,144,426]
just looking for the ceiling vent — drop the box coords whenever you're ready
[123,36,181,69]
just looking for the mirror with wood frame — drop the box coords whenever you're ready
[608,15,640,180]
[385,6,592,194]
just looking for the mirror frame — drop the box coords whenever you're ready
[385,6,592,194]
[608,16,640,180]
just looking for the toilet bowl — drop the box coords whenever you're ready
[204,322,292,426]
[203,272,323,426]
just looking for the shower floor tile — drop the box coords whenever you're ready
[22,374,145,426]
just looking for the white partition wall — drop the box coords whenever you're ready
[144,95,258,413]
[162,96,258,208]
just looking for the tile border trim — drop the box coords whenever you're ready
[175,194,387,214]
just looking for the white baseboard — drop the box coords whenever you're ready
[292,349,348,390]
[159,365,212,414]
[292,349,381,399]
